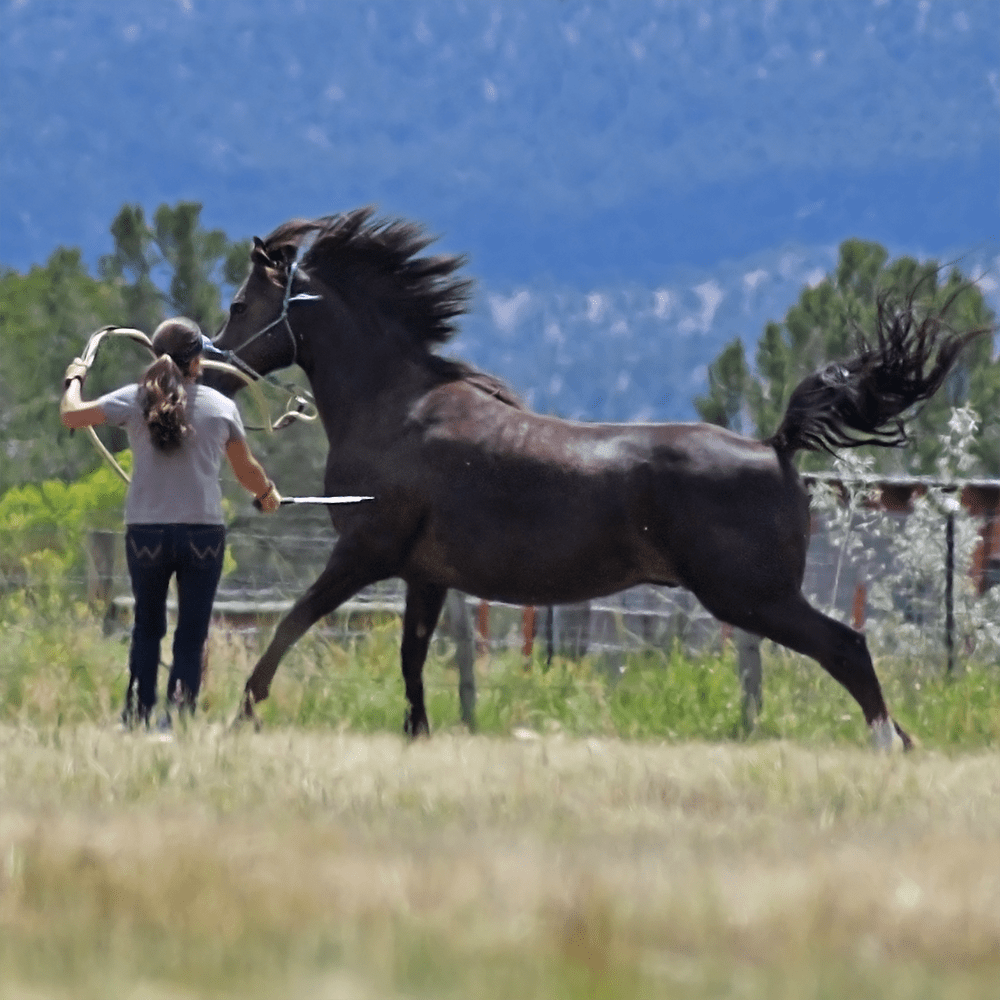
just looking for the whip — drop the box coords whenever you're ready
[278,495,374,506]
[253,495,375,510]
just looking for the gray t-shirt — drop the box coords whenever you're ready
[98,382,246,525]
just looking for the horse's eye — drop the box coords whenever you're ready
[231,301,247,316]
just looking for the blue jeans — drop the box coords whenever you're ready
[125,523,225,715]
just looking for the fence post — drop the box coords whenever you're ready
[851,580,867,630]
[735,628,762,732]
[86,529,116,604]
[476,601,490,656]
[945,507,955,674]
[440,590,477,730]
[545,605,555,666]
[521,606,536,659]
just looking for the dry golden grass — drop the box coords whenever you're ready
[2,723,999,999]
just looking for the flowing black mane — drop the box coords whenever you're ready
[262,208,524,408]
[263,207,473,349]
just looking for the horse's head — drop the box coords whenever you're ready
[204,225,321,395]
[204,209,475,404]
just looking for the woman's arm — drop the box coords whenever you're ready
[59,363,108,430]
[225,438,281,512]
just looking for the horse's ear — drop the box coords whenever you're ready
[251,237,296,273]
[251,237,271,268]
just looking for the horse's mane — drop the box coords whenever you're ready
[264,207,471,347]
[262,208,526,410]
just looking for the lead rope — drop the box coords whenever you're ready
[72,325,277,484]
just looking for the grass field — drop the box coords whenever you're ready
[1,601,999,999]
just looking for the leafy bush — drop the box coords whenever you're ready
[0,455,129,595]
[810,407,1000,668]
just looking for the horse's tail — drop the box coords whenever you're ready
[766,288,994,458]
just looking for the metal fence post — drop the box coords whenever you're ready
[735,628,762,732]
[945,507,955,674]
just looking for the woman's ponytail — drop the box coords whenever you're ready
[141,317,204,452]
[140,355,190,452]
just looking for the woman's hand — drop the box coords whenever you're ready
[59,365,107,430]
[254,481,282,513]
[63,357,89,389]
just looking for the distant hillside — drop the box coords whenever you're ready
[1,0,996,421]
[1,0,996,282]
[459,243,999,423]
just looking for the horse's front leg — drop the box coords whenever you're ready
[237,545,381,728]
[400,581,448,738]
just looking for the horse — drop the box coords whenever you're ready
[204,207,991,750]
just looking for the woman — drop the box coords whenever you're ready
[60,317,281,729]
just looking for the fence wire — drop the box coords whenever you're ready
[5,486,998,665]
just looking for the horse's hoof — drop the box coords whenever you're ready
[403,710,430,739]
[894,720,915,752]
[232,691,262,733]
[870,716,908,753]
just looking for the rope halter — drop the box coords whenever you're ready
[217,261,321,380]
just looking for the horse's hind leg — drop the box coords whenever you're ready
[741,593,912,751]
[400,581,448,737]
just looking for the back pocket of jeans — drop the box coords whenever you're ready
[187,527,225,564]
[127,527,165,566]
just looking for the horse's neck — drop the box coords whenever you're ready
[304,343,434,445]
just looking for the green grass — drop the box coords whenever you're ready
[1,592,997,751]
[2,593,998,999]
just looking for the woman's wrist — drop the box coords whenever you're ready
[255,480,275,501]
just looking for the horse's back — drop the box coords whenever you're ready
[403,390,810,604]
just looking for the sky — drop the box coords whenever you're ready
[1,0,997,284]
[1,0,998,421]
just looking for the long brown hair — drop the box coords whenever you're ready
[141,318,203,452]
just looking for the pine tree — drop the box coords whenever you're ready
[100,201,248,333]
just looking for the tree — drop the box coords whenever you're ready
[1,201,322,514]
[99,202,248,333]
[695,240,1000,476]
[1,201,254,494]
[0,249,127,492]
[695,338,749,433]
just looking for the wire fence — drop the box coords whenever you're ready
[4,474,997,731]
[19,474,996,671]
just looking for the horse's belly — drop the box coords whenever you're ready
[408,511,679,605]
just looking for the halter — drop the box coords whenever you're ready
[208,258,322,431]
[219,261,320,379]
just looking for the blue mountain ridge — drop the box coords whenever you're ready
[1,0,997,420]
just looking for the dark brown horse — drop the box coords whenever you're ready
[205,208,991,749]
